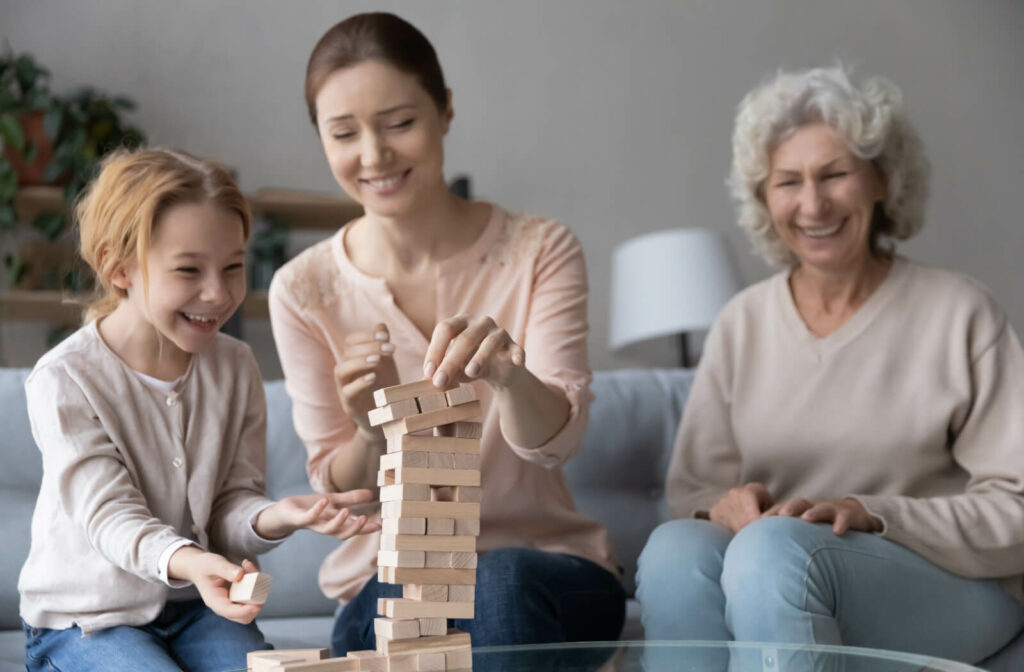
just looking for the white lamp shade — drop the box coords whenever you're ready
[609,228,741,353]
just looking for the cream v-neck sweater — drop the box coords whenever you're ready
[667,257,1024,598]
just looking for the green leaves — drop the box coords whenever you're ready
[32,212,65,240]
[0,112,25,151]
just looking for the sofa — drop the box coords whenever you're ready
[0,367,693,670]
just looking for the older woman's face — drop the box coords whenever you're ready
[764,123,886,273]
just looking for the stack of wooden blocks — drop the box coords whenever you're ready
[248,379,481,672]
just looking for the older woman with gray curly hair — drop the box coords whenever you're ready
[636,65,1024,665]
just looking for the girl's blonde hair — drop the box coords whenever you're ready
[76,148,251,323]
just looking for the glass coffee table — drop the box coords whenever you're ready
[241,640,985,671]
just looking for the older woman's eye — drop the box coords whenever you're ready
[388,119,414,131]
[332,130,357,140]
[824,172,848,180]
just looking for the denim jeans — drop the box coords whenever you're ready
[636,517,1024,666]
[332,547,626,656]
[23,599,270,672]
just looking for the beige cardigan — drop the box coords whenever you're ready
[19,322,279,633]
[269,204,618,603]
[667,257,1024,599]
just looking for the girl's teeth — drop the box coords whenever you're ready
[184,313,217,323]
[368,175,402,188]
[803,223,841,238]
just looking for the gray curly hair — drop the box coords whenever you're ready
[727,65,931,267]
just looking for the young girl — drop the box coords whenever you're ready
[18,148,380,672]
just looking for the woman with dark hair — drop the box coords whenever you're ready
[269,12,625,655]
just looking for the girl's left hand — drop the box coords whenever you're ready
[423,315,526,390]
[255,491,382,541]
[762,497,883,535]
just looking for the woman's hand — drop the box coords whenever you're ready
[763,496,883,535]
[334,323,400,436]
[167,548,262,624]
[709,483,774,534]
[423,315,525,390]
[254,491,382,541]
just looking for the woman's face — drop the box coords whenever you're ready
[315,60,451,219]
[764,123,887,273]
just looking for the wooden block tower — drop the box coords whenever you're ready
[246,381,480,672]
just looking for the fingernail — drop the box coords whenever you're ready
[432,371,448,388]
[424,361,436,377]
[366,354,380,364]
[380,343,395,354]
[364,372,376,383]
[465,361,481,378]
[375,331,389,341]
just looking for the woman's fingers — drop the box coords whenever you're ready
[340,373,380,404]
[464,329,511,379]
[424,317,469,381]
[778,497,813,517]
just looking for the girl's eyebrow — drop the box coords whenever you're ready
[326,104,416,123]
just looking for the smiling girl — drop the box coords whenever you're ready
[19,148,380,672]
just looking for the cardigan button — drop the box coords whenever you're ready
[166,394,179,407]
[172,457,183,468]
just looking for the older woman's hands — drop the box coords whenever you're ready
[334,323,400,436]
[709,483,775,533]
[423,314,525,390]
[763,497,883,535]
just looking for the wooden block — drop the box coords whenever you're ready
[447,585,475,602]
[248,649,328,669]
[452,453,481,470]
[380,534,476,553]
[445,384,477,406]
[229,571,272,604]
[452,487,482,504]
[416,652,446,672]
[426,452,454,469]
[382,402,482,440]
[445,647,473,671]
[382,517,427,536]
[453,519,480,536]
[426,552,477,569]
[385,653,419,672]
[381,598,475,619]
[388,435,480,455]
[377,550,426,568]
[380,484,431,502]
[374,380,438,407]
[381,631,472,656]
[382,501,480,520]
[368,398,421,427]
[418,618,447,637]
[378,567,476,585]
[403,583,448,601]
[346,651,387,672]
[250,653,308,672]
[268,658,359,671]
[380,451,429,470]
[389,466,480,487]
[426,518,455,535]
[415,392,448,413]
[433,422,482,439]
[374,617,420,641]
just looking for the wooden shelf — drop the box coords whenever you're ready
[0,290,271,322]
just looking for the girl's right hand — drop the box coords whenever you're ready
[709,482,774,534]
[334,323,400,437]
[168,548,262,624]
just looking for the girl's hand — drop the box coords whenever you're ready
[423,315,525,390]
[334,324,400,437]
[764,497,883,535]
[254,491,382,541]
[168,548,262,624]
[709,482,774,534]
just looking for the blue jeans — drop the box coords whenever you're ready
[332,547,626,655]
[23,599,271,672]
[636,518,1024,665]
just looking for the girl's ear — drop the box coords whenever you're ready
[111,265,132,291]
[441,89,454,135]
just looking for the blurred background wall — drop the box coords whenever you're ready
[2,0,1021,376]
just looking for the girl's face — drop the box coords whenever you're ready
[114,201,247,360]
[315,59,452,219]
[764,123,887,274]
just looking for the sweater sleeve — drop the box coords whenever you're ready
[268,270,357,493]
[854,322,1024,579]
[207,349,281,559]
[501,221,595,468]
[27,365,185,584]
[665,312,744,519]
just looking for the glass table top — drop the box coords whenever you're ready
[242,640,985,671]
